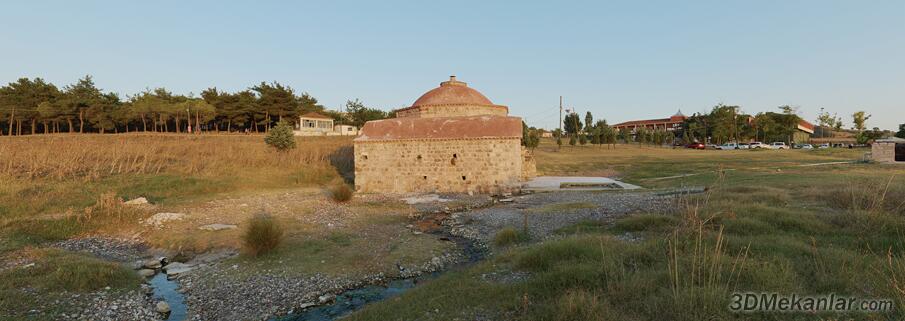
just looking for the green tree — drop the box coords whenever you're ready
[852,111,871,132]
[345,99,388,128]
[584,111,593,133]
[264,120,297,151]
[563,113,582,137]
[896,124,905,139]
[252,81,299,131]
[520,122,540,150]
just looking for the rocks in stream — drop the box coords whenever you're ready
[155,301,171,314]
[138,269,156,278]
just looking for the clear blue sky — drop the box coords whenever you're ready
[2,1,903,130]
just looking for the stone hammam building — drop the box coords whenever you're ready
[353,76,536,194]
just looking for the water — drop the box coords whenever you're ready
[274,278,419,321]
[149,273,188,321]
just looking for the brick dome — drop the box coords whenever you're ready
[411,76,494,107]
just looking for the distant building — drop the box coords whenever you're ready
[612,110,686,132]
[613,111,815,143]
[794,119,815,143]
[294,112,359,136]
[872,137,905,163]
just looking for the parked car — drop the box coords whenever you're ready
[705,144,719,150]
[797,144,813,149]
[771,142,789,149]
[738,143,750,149]
[749,142,768,149]
[818,143,830,149]
[685,142,705,150]
[718,143,740,150]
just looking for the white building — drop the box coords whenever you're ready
[294,112,359,136]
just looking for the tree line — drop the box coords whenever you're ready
[0,76,391,136]
[549,104,891,147]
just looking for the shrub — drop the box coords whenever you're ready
[264,120,297,151]
[242,214,284,257]
[330,183,354,202]
[494,227,529,247]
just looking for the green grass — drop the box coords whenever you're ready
[494,227,530,247]
[346,146,905,321]
[0,248,142,319]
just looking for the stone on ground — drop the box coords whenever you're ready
[124,197,150,205]
[155,301,170,314]
[198,223,238,231]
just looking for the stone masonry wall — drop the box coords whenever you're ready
[395,104,508,118]
[354,138,523,194]
[872,142,896,163]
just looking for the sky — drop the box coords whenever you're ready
[1,1,903,130]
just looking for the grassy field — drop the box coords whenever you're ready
[3,135,904,320]
[0,134,453,318]
[346,140,905,321]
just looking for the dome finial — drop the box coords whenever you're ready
[441,75,466,87]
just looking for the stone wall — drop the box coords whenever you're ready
[872,142,898,163]
[354,138,524,194]
[395,104,508,118]
[521,147,537,179]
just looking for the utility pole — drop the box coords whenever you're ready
[559,96,563,134]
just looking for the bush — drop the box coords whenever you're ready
[330,183,354,202]
[494,227,529,247]
[243,214,284,257]
[264,120,297,151]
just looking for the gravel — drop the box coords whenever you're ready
[447,191,672,243]
[178,250,462,321]
[52,237,148,262]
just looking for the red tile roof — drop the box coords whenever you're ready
[300,112,333,120]
[355,115,522,141]
[612,118,678,127]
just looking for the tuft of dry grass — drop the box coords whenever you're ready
[0,134,353,181]
[821,176,905,215]
[329,183,354,203]
[242,213,284,257]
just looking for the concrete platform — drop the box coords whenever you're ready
[522,176,641,191]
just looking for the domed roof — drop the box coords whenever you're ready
[411,76,494,107]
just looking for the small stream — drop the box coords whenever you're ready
[146,215,485,321]
[149,273,188,321]
[275,231,485,321]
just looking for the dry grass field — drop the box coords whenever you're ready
[0,134,457,319]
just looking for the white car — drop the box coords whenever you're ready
[749,142,768,149]
[818,143,830,149]
[738,143,750,149]
[719,143,741,150]
[771,142,789,149]
[798,144,813,149]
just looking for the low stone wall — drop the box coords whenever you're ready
[354,138,524,194]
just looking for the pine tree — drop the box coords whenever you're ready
[265,120,297,151]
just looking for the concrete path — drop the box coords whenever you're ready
[522,176,641,191]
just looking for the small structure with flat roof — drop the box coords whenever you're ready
[294,112,358,136]
[872,137,905,163]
